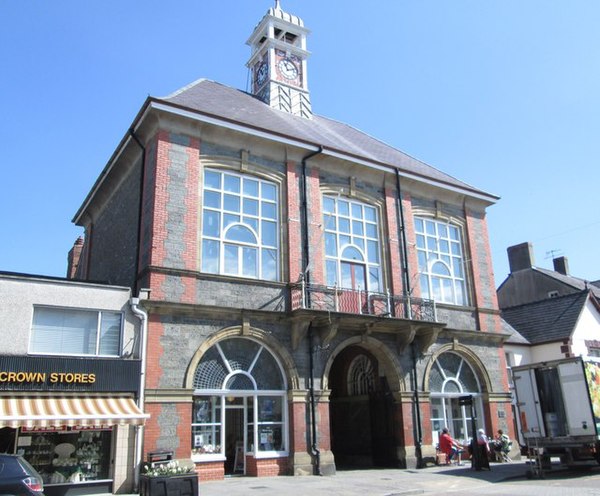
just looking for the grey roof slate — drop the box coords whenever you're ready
[501,318,530,345]
[501,291,589,345]
[534,267,600,298]
[157,79,496,200]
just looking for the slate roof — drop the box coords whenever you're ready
[501,291,590,345]
[532,267,600,298]
[156,79,497,201]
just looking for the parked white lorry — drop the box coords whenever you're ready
[512,356,600,471]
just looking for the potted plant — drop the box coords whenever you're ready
[140,460,198,496]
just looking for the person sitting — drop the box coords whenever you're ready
[439,428,463,465]
[494,429,512,462]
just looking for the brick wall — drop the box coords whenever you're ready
[246,456,289,477]
[196,461,225,481]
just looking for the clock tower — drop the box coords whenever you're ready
[247,1,312,118]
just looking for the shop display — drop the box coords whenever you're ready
[18,429,111,485]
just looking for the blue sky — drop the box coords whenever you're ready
[1,1,599,286]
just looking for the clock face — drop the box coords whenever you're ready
[256,62,268,86]
[277,57,299,80]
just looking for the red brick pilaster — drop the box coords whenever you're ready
[384,187,403,296]
[401,192,421,297]
[306,167,324,285]
[145,315,165,390]
[287,162,303,283]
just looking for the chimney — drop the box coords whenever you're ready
[553,256,570,276]
[67,236,84,279]
[507,242,535,272]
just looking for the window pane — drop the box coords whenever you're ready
[192,425,222,454]
[203,210,220,237]
[226,225,256,244]
[258,424,282,451]
[339,218,350,233]
[342,246,363,261]
[261,201,276,219]
[367,240,379,263]
[204,170,221,190]
[203,190,221,208]
[224,193,240,212]
[326,260,338,286]
[31,308,98,355]
[426,220,436,235]
[323,196,335,214]
[325,233,337,257]
[242,247,258,277]
[261,220,277,247]
[414,218,423,232]
[324,214,336,230]
[338,200,349,216]
[243,178,259,197]
[243,216,258,233]
[202,239,219,273]
[364,206,376,222]
[262,249,277,281]
[351,203,362,219]
[420,274,430,300]
[365,223,377,238]
[243,198,258,216]
[98,312,121,356]
[353,237,364,253]
[369,267,380,292]
[261,182,277,201]
[224,244,238,274]
[224,174,240,193]
[352,220,364,236]
[258,397,282,422]
[417,251,427,270]
[223,213,240,229]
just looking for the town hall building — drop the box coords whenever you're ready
[69,1,512,481]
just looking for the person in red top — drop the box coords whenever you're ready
[439,428,462,464]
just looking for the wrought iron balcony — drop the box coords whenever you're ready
[289,281,437,323]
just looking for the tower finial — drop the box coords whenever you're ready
[275,0,281,9]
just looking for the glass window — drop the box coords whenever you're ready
[201,169,279,281]
[414,217,467,305]
[192,338,287,460]
[429,352,483,445]
[30,307,122,357]
[323,195,381,293]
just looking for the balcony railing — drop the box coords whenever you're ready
[289,281,437,322]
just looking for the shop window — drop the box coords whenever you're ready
[414,217,467,306]
[191,338,287,464]
[30,307,122,357]
[201,169,279,281]
[429,352,483,446]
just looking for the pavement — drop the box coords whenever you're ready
[198,460,532,496]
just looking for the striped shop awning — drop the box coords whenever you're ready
[0,396,149,428]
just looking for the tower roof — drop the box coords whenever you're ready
[266,1,304,28]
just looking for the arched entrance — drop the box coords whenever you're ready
[428,351,485,446]
[328,345,396,468]
[190,337,288,475]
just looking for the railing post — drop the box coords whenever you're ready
[334,283,339,312]
[357,286,362,315]
[301,276,306,309]
[407,295,413,320]
[386,291,392,317]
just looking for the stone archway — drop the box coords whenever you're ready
[324,336,405,469]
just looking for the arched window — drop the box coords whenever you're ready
[201,169,279,281]
[415,217,467,305]
[191,338,287,466]
[429,352,483,445]
[323,195,381,292]
[347,355,375,396]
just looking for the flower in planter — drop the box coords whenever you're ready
[142,460,195,478]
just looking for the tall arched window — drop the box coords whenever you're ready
[347,355,376,396]
[415,217,467,305]
[323,195,381,292]
[201,169,279,281]
[191,338,287,467]
[429,352,483,445]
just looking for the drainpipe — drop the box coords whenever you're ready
[300,146,323,476]
[308,323,322,475]
[129,129,146,296]
[411,342,423,468]
[394,170,411,315]
[130,293,149,492]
